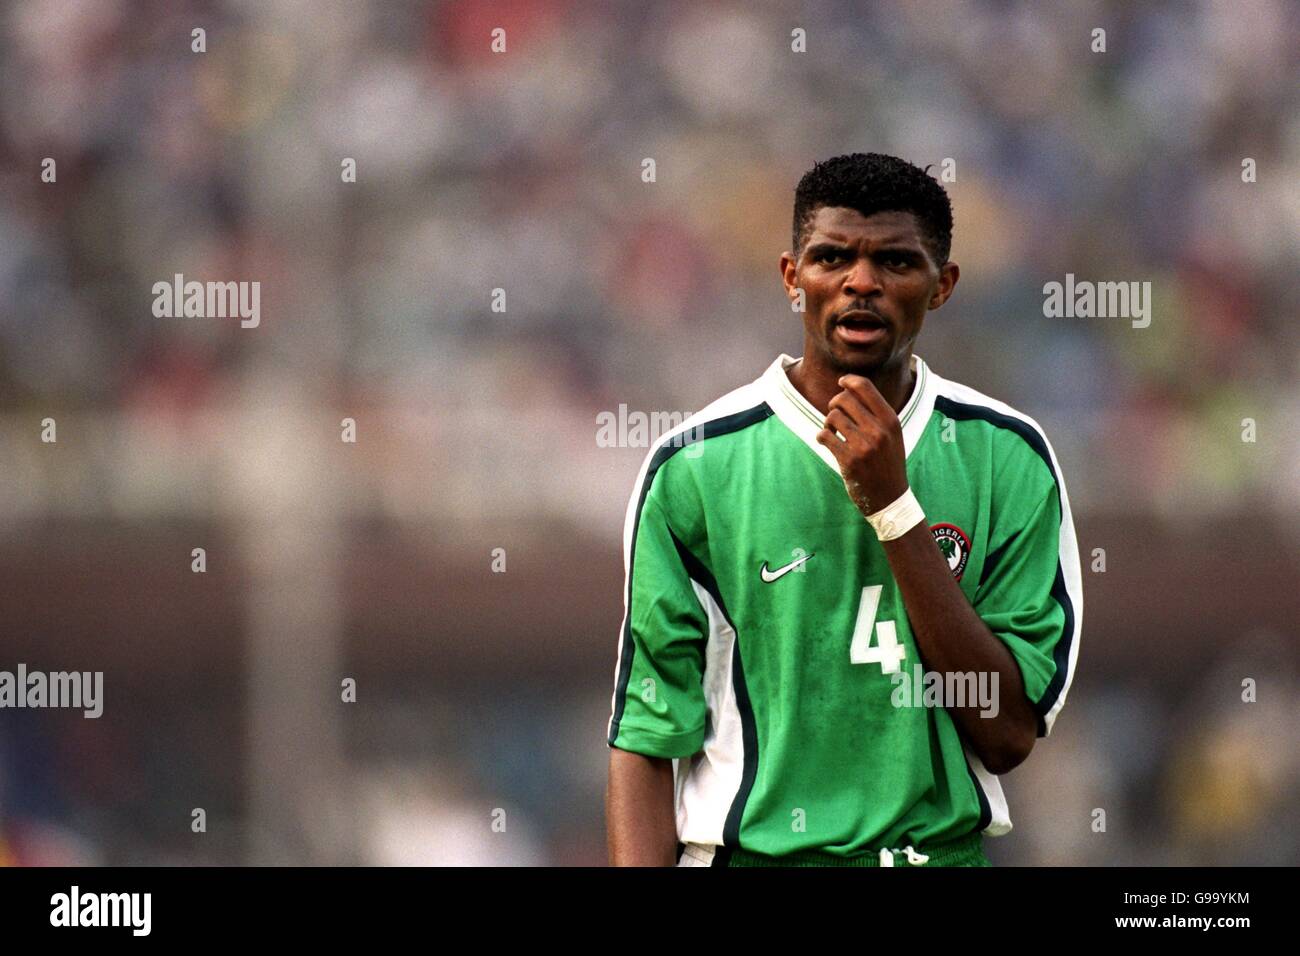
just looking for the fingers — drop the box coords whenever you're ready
[826,392,891,454]
[826,387,875,431]
[817,410,850,468]
[837,374,898,424]
[815,420,851,466]
[820,407,885,466]
[821,407,857,444]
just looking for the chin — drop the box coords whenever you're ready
[829,346,888,377]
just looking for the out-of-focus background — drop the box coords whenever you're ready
[0,0,1296,866]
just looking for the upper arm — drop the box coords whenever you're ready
[973,436,1083,738]
[607,461,710,758]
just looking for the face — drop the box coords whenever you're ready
[780,207,959,376]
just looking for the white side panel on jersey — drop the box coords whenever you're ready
[674,579,745,847]
[964,744,1012,836]
[607,379,767,744]
[929,373,1084,738]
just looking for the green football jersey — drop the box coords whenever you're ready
[607,353,1083,858]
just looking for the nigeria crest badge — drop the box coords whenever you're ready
[930,523,970,580]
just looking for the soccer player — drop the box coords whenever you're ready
[605,152,1082,867]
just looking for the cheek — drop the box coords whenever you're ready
[806,276,838,308]
[890,276,933,313]
[796,277,830,315]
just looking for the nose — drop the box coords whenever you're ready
[842,256,882,297]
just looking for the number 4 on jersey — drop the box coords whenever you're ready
[849,585,906,674]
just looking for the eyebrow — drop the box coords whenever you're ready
[804,240,925,256]
[803,242,845,255]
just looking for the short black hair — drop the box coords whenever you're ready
[792,152,953,264]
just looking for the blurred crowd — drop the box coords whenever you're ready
[0,0,1296,866]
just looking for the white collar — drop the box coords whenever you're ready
[757,353,936,474]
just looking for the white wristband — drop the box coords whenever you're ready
[865,487,925,541]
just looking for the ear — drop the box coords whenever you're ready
[929,260,960,310]
[779,251,799,301]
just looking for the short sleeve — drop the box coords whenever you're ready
[973,467,1082,738]
[607,484,709,758]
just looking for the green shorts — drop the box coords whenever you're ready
[695,831,991,867]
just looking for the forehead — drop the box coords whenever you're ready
[804,206,924,245]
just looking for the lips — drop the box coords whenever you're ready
[834,310,887,346]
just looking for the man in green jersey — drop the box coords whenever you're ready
[606,153,1082,867]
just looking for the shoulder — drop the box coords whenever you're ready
[620,373,772,549]
[925,364,1066,495]
[634,375,772,492]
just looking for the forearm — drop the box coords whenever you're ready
[606,747,678,866]
[881,520,1037,773]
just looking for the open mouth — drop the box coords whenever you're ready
[835,311,887,345]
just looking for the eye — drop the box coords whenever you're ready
[882,252,911,269]
[816,250,845,265]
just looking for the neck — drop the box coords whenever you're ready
[787,352,916,417]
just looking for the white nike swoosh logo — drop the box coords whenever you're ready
[760,553,815,583]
